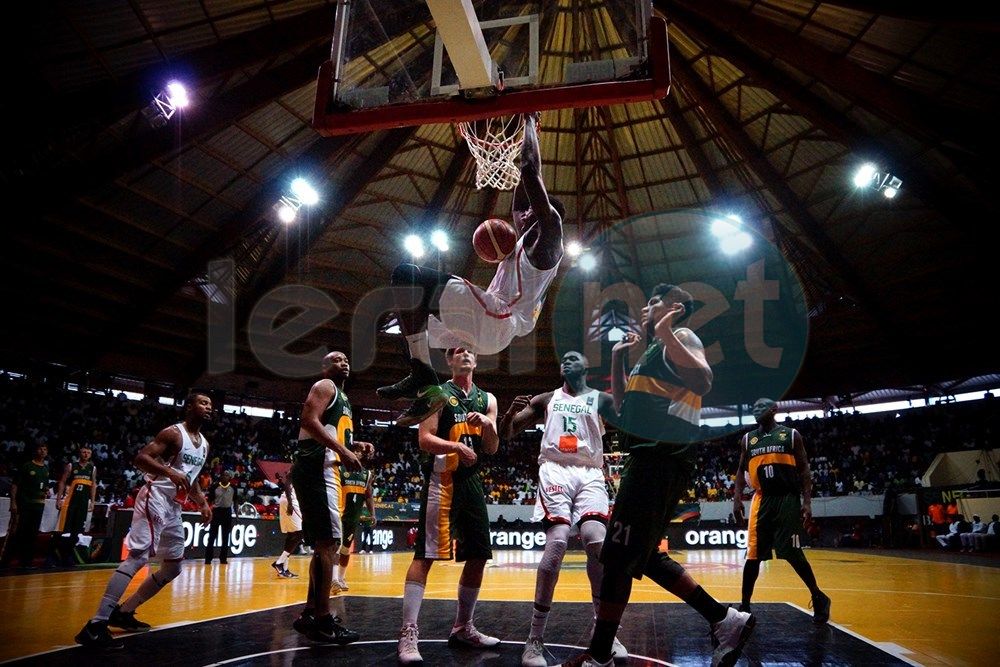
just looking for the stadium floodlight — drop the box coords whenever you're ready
[853,163,878,188]
[882,176,902,199]
[430,229,450,252]
[142,81,191,128]
[290,178,320,206]
[853,163,902,199]
[720,231,753,255]
[276,202,297,224]
[578,253,598,271]
[566,240,584,257]
[711,217,740,238]
[404,234,426,258]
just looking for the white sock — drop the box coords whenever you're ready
[402,581,425,626]
[405,332,431,365]
[332,564,341,581]
[275,551,290,566]
[530,604,550,640]
[454,584,480,628]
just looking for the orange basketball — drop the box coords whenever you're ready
[473,218,517,263]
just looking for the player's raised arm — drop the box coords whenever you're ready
[519,114,562,257]
[300,379,361,469]
[663,326,713,397]
[500,393,549,440]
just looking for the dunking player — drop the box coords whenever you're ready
[397,348,501,665]
[289,351,373,644]
[54,445,96,565]
[733,398,831,622]
[333,463,376,591]
[562,284,754,667]
[499,351,628,666]
[378,113,565,425]
[75,393,214,649]
[272,471,302,578]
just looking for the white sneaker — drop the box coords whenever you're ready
[397,623,422,665]
[711,607,756,667]
[611,636,629,664]
[556,654,613,667]
[335,577,349,591]
[521,636,546,666]
[447,621,500,648]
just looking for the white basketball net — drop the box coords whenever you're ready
[457,115,525,191]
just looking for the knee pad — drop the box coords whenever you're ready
[539,539,568,575]
[155,559,183,586]
[118,553,149,577]
[579,520,607,554]
[644,552,686,587]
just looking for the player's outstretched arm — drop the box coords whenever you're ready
[134,426,187,490]
[611,332,641,411]
[500,393,549,440]
[519,114,562,251]
[597,391,620,424]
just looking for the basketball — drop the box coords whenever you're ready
[473,218,517,263]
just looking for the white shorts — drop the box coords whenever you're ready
[532,461,610,527]
[428,278,519,356]
[278,493,302,533]
[126,484,185,560]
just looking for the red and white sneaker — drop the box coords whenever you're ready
[448,621,500,648]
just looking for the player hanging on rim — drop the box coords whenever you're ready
[378,112,565,426]
[561,284,754,667]
[397,348,501,665]
[75,392,214,649]
[289,351,374,645]
[733,397,831,622]
[499,350,628,666]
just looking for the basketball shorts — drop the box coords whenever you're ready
[126,484,185,560]
[341,496,366,547]
[428,278,519,356]
[600,447,693,579]
[291,454,342,546]
[278,493,302,533]
[747,493,804,560]
[532,461,609,528]
[415,468,492,562]
[57,490,90,534]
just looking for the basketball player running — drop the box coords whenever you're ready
[733,398,831,622]
[378,112,565,426]
[289,351,373,644]
[397,348,501,665]
[55,445,97,564]
[561,284,754,667]
[272,471,302,578]
[499,351,628,666]
[75,392,214,649]
[333,464,376,591]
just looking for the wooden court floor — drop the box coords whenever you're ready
[0,548,996,666]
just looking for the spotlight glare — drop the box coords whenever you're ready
[607,326,625,342]
[720,232,753,255]
[578,253,597,271]
[853,163,878,188]
[566,240,583,257]
[404,234,425,258]
[430,229,449,252]
[883,186,898,199]
[165,81,190,109]
[290,178,320,206]
[277,203,297,224]
[711,218,739,238]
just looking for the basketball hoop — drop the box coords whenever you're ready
[457,114,525,191]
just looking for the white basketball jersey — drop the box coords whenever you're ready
[540,388,605,468]
[146,423,209,494]
[488,230,559,335]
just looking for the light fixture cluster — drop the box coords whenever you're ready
[852,163,902,199]
[565,240,598,271]
[712,214,753,255]
[274,178,320,224]
[403,230,450,259]
[141,81,190,128]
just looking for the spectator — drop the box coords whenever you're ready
[959,515,987,552]
[971,514,1000,552]
[1,441,50,569]
[204,471,237,565]
[936,515,965,550]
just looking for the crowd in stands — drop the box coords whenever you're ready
[1,372,997,511]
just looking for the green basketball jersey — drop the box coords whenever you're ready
[17,461,49,504]
[67,461,95,504]
[425,381,490,484]
[296,384,353,462]
[746,424,800,496]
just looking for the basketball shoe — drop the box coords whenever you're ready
[75,620,124,649]
[377,358,439,400]
[710,607,756,667]
[398,623,423,665]
[448,621,500,648]
[108,605,151,632]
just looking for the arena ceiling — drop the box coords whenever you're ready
[3,0,999,408]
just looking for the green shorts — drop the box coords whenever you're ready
[341,496,366,547]
[747,493,804,560]
[600,447,693,579]
[414,472,492,562]
[290,455,341,547]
